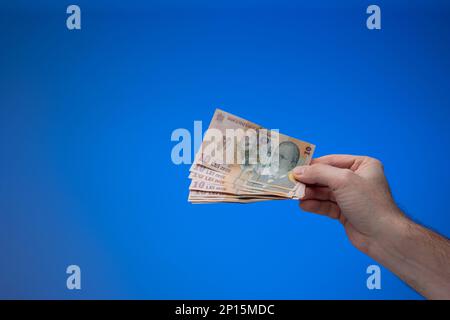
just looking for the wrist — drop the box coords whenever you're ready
[364,211,450,299]
[366,211,413,261]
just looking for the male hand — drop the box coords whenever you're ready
[293,155,405,253]
[294,154,450,299]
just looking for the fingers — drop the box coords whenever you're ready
[293,163,355,191]
[299,200,341,219]
[302,186,336,202]
[311,154,363,169]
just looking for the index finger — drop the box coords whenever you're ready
[312,154,365,169]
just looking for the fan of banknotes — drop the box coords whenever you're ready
[188,109,315,203]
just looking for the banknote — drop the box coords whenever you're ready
[189,166,292,196]
[188,190,284,204]
[188,109,315,203]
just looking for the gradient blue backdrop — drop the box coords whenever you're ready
[1,0,449,299]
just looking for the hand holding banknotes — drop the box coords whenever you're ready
[294,155,450,300]
[188,110,449,299]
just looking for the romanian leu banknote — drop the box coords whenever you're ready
[188,109,315,203]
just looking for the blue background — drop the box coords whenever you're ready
[1,0,449,299]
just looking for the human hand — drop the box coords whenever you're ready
[293,155,406,253]
[294,154,450,299]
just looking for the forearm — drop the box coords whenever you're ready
[367,215,450,299]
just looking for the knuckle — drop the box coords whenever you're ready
[313,163,327,170]
[330,168,355,191]
[368,157,384,169]
[361,155,374,163]
[307,163,321,174]
[339,169,355,184]
[311,163,329,175]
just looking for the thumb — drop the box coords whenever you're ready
[293,163,354,191]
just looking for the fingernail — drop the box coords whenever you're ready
[293,166,306,176]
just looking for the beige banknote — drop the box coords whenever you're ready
[188,167,292,196]
[190,109,315,200]
[188,190,284,204]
